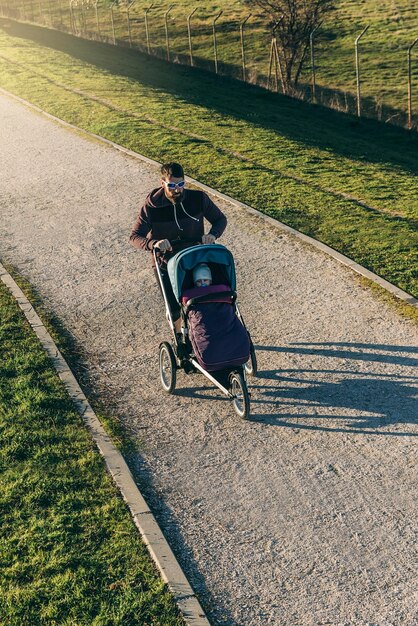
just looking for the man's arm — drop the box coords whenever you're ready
[202,192,227,239]
[129,204,157,251]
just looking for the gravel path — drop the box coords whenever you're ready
[1,93,417,626]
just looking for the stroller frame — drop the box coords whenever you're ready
[153,244,256,419]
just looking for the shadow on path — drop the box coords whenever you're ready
[248,342,418,435]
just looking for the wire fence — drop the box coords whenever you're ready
[1,0,417,131]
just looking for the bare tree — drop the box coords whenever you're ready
[243,0,335,87]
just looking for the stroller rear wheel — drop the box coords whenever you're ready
[229,371,250,419]
[159,342,177,393]
[244,345,258,377]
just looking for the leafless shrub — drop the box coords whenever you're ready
[243,0,336,87]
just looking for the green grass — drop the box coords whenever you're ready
[0,277,185,625]
[355,274,418,325]
[0,19,417,299]
[8,0,418,124]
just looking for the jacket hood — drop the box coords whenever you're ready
[146,186,185,208]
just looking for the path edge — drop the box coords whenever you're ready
[0,86,416,309]
[0,262,210,626]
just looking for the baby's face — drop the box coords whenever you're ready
[195,278,212,287]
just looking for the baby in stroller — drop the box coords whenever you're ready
[193,263,213,288]
[181,262,250,373]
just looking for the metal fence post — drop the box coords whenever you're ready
[93,0,100,38]
[144,3,154,54]
[212,10,222,74]
[57,0,63,27]
[268,18,285,94]
[407,38,418,130]
[187,8,197,67]
[240,14,251,82]
[48,0,53,25]
[268,37,278,91]
[110,1,116,44]
[355,25,369,117]
[44,0,50,25]
[126,0,135,48]
[78,0,84,35]
[275,38,286,94]
[78,0,82,32]
[164,4,174,61]
[310,25,320,103]
[81,0,89,37]
[69,0,75,34]
[29,0,35,21]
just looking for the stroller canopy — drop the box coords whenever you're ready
[167,244,237,300]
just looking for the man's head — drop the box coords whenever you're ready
[193,263,212,288]
[161,162,185,202]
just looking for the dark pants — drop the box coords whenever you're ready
[154,267,181,322]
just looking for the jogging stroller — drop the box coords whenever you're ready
[154,243,257,419]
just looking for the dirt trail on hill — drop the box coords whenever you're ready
[1,93,417,626]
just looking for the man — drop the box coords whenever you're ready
[129,162,227,333]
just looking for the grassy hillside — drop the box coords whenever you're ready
[0,19,417,299]
[7,0,418,125]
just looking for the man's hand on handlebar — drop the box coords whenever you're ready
[154,237,215,252]
[202,234,216,244]
[154,239,173,253]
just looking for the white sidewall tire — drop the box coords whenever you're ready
[229,371,250,419]
[159,342,177,394]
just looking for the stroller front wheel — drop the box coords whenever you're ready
[159,342,177,393]
[229,371,250,419]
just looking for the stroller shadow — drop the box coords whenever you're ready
[247,342,418,436]
[176,385,229,402]
[255,342,418,367]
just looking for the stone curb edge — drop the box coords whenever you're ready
[1,87,415,310]
[0,262,210,626]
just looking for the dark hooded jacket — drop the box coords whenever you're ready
[129,187,227,266]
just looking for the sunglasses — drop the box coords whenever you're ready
[163,180,186,190]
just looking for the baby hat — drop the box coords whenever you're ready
[193,263,212,283]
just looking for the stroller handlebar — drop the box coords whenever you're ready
[152,239,202,267]
[170,239,202,248]
[153,239,201,254]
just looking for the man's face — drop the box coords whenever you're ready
[161,175,185,202]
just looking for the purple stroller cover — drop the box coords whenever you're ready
[182,285,250,372]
